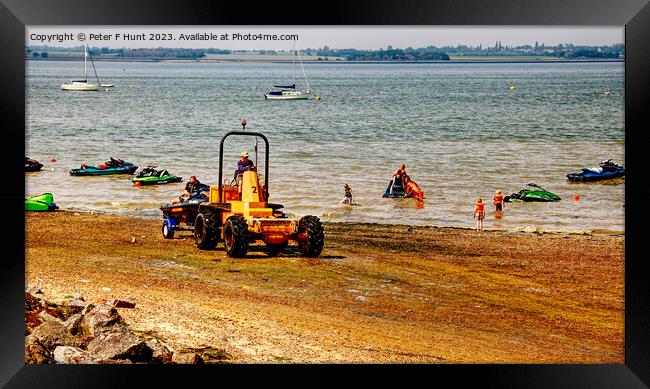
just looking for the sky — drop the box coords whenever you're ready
[27,26,624,50]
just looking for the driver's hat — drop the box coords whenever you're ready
[241,152,249,158]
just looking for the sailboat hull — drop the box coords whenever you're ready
[61,82,99,91]
[264,91,310,100]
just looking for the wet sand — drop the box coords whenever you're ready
[25,211,624,363]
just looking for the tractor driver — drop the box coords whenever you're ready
[234,151,256,181]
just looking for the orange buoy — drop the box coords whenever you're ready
[574,194,580,202]
[50,157,57,163]
[134,181,142,187]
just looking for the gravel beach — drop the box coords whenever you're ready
[25,211,624,363]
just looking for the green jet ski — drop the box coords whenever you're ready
[132,166,182,186]
[25,193,59,211]
[504,183,561,203]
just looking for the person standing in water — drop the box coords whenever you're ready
[474,198,485,231]
[494,190,504,218]
[341,183,353,205]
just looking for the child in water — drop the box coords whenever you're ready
[474,198,485,231]
[341,183,353,205]
[494,190,504,215]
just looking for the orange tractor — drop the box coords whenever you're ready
[193,130,324,258]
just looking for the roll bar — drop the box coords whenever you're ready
[218,131,270,201]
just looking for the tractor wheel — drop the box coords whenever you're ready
[223,216,249,257]
[266,241,288,257]
[298,216,324,258]
[162,221,174,239]
[194,212,218,250]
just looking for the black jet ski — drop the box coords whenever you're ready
[25,157,43,172]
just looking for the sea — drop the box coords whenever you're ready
[25,60,625,233]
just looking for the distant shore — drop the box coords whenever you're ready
[26,57,625,64]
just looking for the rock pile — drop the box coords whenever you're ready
[25,286,228,364]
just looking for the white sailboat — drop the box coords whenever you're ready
[61,44,107,91]
[265,44,311,100]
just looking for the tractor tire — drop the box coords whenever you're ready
[266,241,288,257]
[298,215,324,258]
[194,212,219,250]
[223,216,249,257]
[162,221,174,239]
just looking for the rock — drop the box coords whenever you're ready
[25,311,44,335]
[86,329,153,363]
[25,335,54,364]
[25,292,44,312]
[25,285,43,295]
[79,303,127,337]
[63,314,83,335]
[97,359,133,364]
[113,299,136,308]
[30,321,85,351]
[145,338,173,363]
[53,346,100,364]
[38,310,63,324]
[172,352,204,364]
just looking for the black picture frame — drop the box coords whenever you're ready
[3,0,649,387]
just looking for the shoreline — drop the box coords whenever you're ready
[53,208,626,237]
[26,210,624,363]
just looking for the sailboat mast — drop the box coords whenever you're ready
[292,42,296,87]
[297,48,309,93]
[84,44,88,81]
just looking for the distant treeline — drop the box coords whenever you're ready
[26,42,624,60]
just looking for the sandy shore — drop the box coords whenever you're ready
[25,211,624,363]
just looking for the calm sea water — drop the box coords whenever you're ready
[26,60,625,232]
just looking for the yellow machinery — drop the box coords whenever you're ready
[193,130,324,257]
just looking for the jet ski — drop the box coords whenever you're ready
[25,157,43,172]
[159,185,210,239]
[132,166,182,186]
[25,193,58,211]
[382,179,406,198]
[69,157,137,176]
[567,159,625,182]
[504,183,561,202]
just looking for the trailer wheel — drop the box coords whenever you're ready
[298,216,324,258]
[194,213,218,249]
[162,221,174,239]
[223,216,249,257]
[266,241,288,257]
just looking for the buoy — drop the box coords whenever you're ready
[134,181,142,187]
[509,85,516,91]
[574,194,580,202]
[315,95,321,101]
[50,157,57,163]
